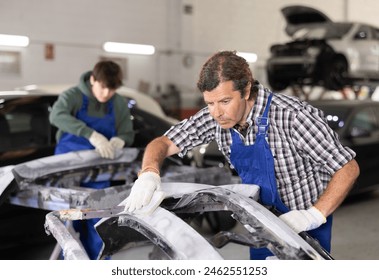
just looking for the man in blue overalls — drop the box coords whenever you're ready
[122,51,359,260]
[50,60,134,259]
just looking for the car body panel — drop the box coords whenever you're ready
[328,23,379,76]
[45,182,328,260]
[46,205,224,260]
[1,148,232,209]
[1,149,330,260]
[0,148,232,257]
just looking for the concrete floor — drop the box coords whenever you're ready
[10,190,379,260]
[330,190,379,259]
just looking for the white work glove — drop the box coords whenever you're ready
[123,171,161,212]
[88,131,115,159]
[110,137,125,150]
[279,206,326,233]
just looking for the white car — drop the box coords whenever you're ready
[266,5,379,91]
[15,84,178,124]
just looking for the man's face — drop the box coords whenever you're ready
[203,80,250,129]
[90,76,116,103]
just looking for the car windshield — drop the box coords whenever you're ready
[295,23,353,40]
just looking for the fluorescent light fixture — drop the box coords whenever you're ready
[237,52,257,63]
[103,42,155,55]
[0,90,29,96]
[0,34,29,47]
[16,84,38,91]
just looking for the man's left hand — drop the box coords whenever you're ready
[279,206,326,233]
[110,137,125,149]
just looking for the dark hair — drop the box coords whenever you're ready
[197,50,255,99]
[92,60,123,89]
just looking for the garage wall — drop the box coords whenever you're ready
[1,0,379,112]
[0,0,174,91]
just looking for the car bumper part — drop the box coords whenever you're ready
[1,149,330,260]
[3,148,231,210]
[45,183,329,260]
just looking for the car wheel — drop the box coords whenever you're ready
[267,71,289,91]
[324,57,348,90]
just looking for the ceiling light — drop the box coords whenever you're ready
[237,52,257,63]
[0,34,29,47]
[103,42,155,55]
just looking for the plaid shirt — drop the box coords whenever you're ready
[165,85,356,210]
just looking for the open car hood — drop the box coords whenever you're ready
[281,5,332,37]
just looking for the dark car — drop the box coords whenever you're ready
[266,5,379,91]
[309,99,379,195]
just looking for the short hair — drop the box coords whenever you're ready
[92,60,123,89]
[197,50,254,98]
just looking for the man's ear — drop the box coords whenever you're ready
[90,75,95,86]
[244,82,252,100]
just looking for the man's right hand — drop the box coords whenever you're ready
[88,131,114,159]
[123,171,161,212]
[279,206,326,233]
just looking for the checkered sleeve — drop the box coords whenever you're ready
[164,108,216,157]
[292,106,356,175]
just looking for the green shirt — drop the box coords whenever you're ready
[49,71,134,146]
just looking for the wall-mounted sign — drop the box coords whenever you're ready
[45,43,54,60]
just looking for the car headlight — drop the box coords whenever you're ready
[199,146,207,154]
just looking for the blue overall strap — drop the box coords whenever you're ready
[256,93,273,135]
